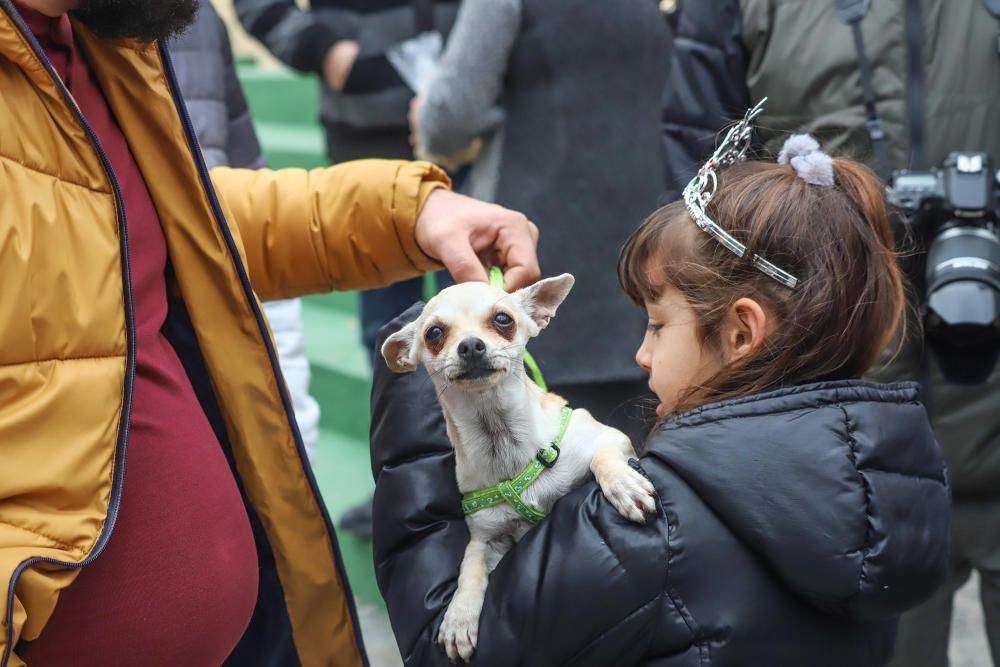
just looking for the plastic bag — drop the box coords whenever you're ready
[387,31,443,96]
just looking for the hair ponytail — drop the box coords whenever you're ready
[832,160,896,258]
[620,153,909,412]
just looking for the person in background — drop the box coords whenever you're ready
[411,0,672,446]
[0,0,539,662]
[659,2,1000,665]
[168,0,320,464]
[234,0,462,538]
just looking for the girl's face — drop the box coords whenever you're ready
[635,287,721,417]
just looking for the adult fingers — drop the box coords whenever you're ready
[437,233,489,284]
[499,219,541,289]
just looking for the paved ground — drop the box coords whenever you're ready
[356,602,402,667]
[355,576,993,667]
[952,575,992,667]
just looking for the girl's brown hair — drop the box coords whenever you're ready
[618,158,905,412]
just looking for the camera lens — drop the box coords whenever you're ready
[924,225,1000,345]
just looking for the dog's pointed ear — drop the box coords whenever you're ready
[381,321,419,373]
[514,273,575,334]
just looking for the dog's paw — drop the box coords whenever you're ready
[599,464,657,523]
[437,597,481,662]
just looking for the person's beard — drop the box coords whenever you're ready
[71,0,199,44]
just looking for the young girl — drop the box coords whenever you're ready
[369,118,950,666]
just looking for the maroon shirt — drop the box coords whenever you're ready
[15,5,260,665]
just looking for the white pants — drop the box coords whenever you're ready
[262,298,320,464]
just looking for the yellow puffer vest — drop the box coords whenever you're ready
[0,3,447,665]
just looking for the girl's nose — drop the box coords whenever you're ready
[635,341,651,372]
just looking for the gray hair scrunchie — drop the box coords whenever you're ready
[778,134,835,186]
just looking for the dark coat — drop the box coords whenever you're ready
[168,0,266,171]
[659,0,1000,497]
[419,0,671,385]
[497,0,670,386]
[234,0,460,161]
[370,305,951,666]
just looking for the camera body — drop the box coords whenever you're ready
[889,152,1000,348]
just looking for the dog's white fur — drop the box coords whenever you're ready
[382,275,656,662]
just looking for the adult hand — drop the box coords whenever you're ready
[323,40,360,91]
[415,189,540,289]
[408,96,424,147]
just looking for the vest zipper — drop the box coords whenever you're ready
[156,43,369,666]
[0,4,137,665]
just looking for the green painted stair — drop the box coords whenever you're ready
[240,63,327,170]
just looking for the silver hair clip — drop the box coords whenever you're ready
[682,98,800,289]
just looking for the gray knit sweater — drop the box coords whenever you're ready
[418,0,519,201]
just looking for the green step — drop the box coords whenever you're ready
[238,64,320,127]
[253,121,328,170]
[301,296,372,442]
[239,63,328,169]
[311,429,380,605]
[302,295,370,382]
[304,290,362,317]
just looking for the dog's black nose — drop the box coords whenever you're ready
[458,337,487,360]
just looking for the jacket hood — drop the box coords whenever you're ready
[647,380,950,620]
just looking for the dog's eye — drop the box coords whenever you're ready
[425,325,445,342]
[493,312,514,328]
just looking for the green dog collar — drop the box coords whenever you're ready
[461,405,573,524]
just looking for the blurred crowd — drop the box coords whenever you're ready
[225,1,1000,664]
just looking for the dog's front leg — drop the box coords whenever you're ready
[591,431,657,523]
[438,537,489,662]
[484,533,515,573]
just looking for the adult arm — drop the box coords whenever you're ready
[212,161,540,299]
[369,306,675,666]
[211,160,447,300]
[233,0,356,76]
[418,0,520,156]
[660,0,752,201]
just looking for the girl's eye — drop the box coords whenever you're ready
[425,326,445,342]
[647,322,664,335]
[493,312,514,328]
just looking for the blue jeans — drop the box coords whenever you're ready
[360,271,454,363]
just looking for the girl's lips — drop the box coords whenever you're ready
[655,403,666,417]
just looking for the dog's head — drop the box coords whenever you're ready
[381,274,575,389]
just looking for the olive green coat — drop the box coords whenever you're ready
[661,0,1000,496]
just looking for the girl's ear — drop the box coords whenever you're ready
[723,297,768,363]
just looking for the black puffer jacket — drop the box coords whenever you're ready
[370,306,950,666]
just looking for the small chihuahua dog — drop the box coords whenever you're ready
[381,274,657,662]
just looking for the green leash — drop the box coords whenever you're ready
[487,266,548,392]
[461,405,573,524]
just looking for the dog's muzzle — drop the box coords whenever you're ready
[455,337,499,380]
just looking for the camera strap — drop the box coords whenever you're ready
[904,0,925,170]
[834,0,891,180]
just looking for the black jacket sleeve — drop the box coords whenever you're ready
[233,0,359,75]
[370,305,676,666]
[661,0,752,202]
